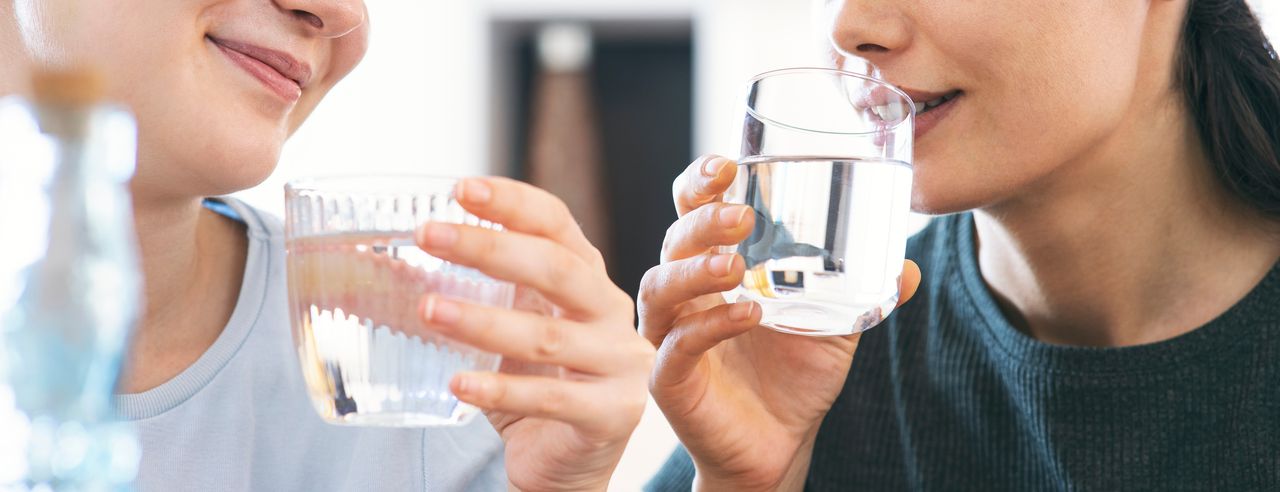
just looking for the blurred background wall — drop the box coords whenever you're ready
[231,1,1280,490]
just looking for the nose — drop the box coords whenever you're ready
[827,0,912,65]
[274,0,366,38]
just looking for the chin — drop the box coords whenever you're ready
[908,170,994,216]
[132,140,282,202]
[202,130,284,186]
[204,155,280,196]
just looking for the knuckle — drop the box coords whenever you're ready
[486,377,509,407]
[475,229,501,258]
[548,200,575,233]
[637,266,660,303]
[545,249,578,287]
[536,385,567,415]
[469,306,497,339]
[587,245,607,269]
[489,176,525,199]
[667,329,698,358]
[533,319,565,360]
[660,221,682,259]
[631,339,657,370]
[624,384,649,414]
[614,290,637,316]
[637,265,673,306]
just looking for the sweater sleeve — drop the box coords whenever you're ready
[644,445,696,492]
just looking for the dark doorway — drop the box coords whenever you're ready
[500,22,694,300]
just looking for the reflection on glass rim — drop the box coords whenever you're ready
[745,66,915,136]
[285,175,461,196]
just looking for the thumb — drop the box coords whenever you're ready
[896,259,922,308]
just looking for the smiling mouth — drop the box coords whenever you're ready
[207,35,309,104]
[915,90,963,115]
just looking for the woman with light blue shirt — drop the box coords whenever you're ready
[0,0,655,490]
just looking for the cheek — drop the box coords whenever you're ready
[82,4,291,198]
[133,110,286,199]
[910,6,1140,214]
[911,78,1134,214]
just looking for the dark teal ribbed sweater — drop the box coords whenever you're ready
[648,213,1280,491]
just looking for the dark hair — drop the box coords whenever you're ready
[1179,0,1280,220]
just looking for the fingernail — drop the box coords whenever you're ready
[419,223,457,249]
[456,178,492,204]
[729,302,755,322]
[718,205,750,228]
[701,157,728,177]
[708,254,735,277]
[422,296,462,325]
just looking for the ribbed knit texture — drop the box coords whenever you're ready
[648,213,1280,491]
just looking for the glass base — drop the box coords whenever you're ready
[726,290,898,337]
[321,407,482,428]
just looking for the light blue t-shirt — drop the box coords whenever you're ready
[112,198,507,491]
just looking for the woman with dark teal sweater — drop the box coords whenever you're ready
[640,0,1280,489]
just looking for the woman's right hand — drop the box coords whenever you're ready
[638,155,921,491]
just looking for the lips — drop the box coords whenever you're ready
[208,36,312,104]
[896,87,963,140]
[913,90,962,115]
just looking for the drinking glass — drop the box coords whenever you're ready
[284,176,514,427]
[722,67,915,336]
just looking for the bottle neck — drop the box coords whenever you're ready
[42,106,99,265]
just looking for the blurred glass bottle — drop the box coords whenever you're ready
[0,71,142,490]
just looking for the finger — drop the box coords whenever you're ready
[417,222,628,319]
[651,302,761,390]
[897,259,922,308]
[451,176,604,268]
[451,372,616,431]
[672,155,738,216]
[660,202,755,263]
[421,295,641,374]
[637,253,745,346]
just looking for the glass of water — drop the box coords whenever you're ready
[284,176,514,427]
[723,67,915,336]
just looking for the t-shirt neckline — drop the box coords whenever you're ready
[112,197,270,420]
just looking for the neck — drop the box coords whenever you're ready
[120,192,247,393]
[974,98,1280,347]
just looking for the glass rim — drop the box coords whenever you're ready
[285,174,461,196]
[744,67,916,136]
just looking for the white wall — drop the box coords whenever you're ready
[693,0,830,155]
[234,1,488,214]
[1253,0,1280,40]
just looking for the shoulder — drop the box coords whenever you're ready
[210,197,284,244]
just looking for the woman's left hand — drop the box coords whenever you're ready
[415,177,654,492]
